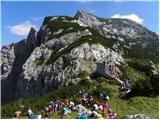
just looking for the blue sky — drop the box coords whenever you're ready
[1,1,159,46]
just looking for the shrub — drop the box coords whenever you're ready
[78,70,90,79]
[150,74,159,95]
[127,59,152,76]
[36,56,45,65]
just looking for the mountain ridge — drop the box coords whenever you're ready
[1,10,159,104]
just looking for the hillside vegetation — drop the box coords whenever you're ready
[2,70,159,119]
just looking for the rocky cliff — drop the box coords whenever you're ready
[1,10,158,104]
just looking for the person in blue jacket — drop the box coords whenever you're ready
[76,113,82,119]
[81,113,88,119]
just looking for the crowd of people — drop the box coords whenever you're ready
[119,79,132,93]
[13,91,117,119]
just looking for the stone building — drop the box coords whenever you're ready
[96,54,121,79]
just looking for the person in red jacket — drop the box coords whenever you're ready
[102,101,109,118]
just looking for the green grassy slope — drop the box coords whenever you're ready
[1,74,159,119]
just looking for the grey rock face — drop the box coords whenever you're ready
[74,11,158,63]
[16,27,124,98]
[1,28,38,104]
[1,45,15,80]
[1,11,158,104]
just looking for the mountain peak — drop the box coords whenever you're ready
[74,10,90,18]
[27,27,37,39]
[74,10,96,19]
[74,10,102,27]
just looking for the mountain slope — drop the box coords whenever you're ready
[1,10,159,105]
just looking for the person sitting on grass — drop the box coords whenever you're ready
[13,111,21,119]
[96,111,103,119]
[88,94,94,105]
[98,105,103,111]
[90,110,97,118]
[63,105,68,115]
[48,104,54,116]
[28,108,37,119]
[108,109,117,119]
[93,102,99,111]
[79,96,83,104]
[63,96,69,106]
[44,106,50,118]
[80,112,88,119]
[69,100,75,110]
[102,100,109,118]
[103,92,110,101]
[98,91,104,100]
[76,113,82,119]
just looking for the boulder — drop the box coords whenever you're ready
[74,104,92,115]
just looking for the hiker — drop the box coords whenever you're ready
[88,94,94,106]
[48,104,54,116]
[104,95,110,101]
[98,105,103,111]
[126,88,131,93]
[69,101,75,110]
[13,111,21,119]
[51,97,58,113]
[28,108,37,119]
[63,96,69,106]
[81,112,88,119]
[57,100,63,111]
[28,114,37,119]
[83,92,89,100]
[88,94,93,102]
[79,96,83,104]
[99,92,104,100]
[108,109,117,119]
[96,112,103,119]
[120,79,132,93]
[102,101,109,117]
[44,106,50,118]
[119,84,125,91]
[28,108,34,118]
[82,92,89,106]
[54,100,59,113]
[125,80,132,93]
[93,102,99,110]
[90,111,97,118]
[99,91,109,101]
[76,113,82,119]
[63,105,68,115]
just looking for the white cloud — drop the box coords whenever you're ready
[7,21,37,36]
[111,13,144,24]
